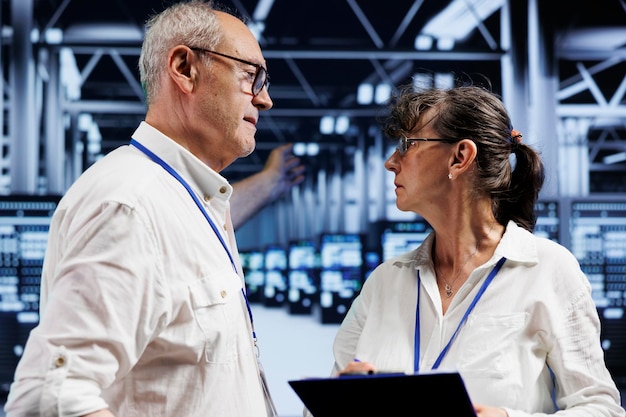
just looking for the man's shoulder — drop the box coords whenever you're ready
[61,145,173,211]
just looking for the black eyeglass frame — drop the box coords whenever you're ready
[396,136,461,155]
[189,46,270,96]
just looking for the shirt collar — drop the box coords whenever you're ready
[131,121,233,202]
[493,220,539,264]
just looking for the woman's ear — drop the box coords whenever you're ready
[167,46,196,94]
[449,139,478,176]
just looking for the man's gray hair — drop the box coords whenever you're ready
[138,0,222,105]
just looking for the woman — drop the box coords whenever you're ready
[324,84,624,417]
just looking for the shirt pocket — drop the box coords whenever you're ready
[457,312,528,379]
[188,270,246,364]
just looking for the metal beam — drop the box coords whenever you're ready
[65,45,503,61]
[62,100,384,117]
[346,0,384,49]
[9,0,38,193]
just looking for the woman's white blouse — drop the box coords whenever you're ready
[332,221,624,417]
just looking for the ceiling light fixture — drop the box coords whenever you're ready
[357,83,374,105]
[335,116,350,135]
[375,83,392,104]
[603,152,626,165]
[320,116,335,135]
[416,0,504,49]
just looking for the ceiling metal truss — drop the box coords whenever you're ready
[1,0,625,194]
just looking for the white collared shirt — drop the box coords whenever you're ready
[332,221,624,417]
[5,122,270,417]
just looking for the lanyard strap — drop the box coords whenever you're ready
[414,256,507,372]
[131,139,237,269]
[129,139,256,340]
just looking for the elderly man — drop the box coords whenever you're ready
[5,1,277,416]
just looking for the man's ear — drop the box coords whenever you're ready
[167,45,196,94]
[449,139,478,176]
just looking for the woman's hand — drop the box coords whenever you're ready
[474,403,508,417]
[337,360,377,376]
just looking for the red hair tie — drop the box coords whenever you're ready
[511,129,523,143]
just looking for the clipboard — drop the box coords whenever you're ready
[288,371,477,417]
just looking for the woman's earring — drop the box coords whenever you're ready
[448,173,453,180]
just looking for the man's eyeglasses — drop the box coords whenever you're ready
[396,136,460,156]
[189,47,270,96]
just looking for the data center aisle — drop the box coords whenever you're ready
[253,304,340,417]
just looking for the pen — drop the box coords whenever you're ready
[349,358,374,375]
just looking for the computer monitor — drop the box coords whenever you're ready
[288,240,317,270]
[318,234,364,324]
[534,200,560,242]
[241,250,265,303]
[263,245,288,307]
[380,219,433,262]
[287,240,318,315]
[0,194,61,393]
[319,233,364,269]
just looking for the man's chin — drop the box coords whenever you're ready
[241,142,256,158]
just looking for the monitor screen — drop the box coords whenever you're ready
[288,240,317,270]
[318,268,364,324]
[319,234,363,269]
[287,240,319,313]
[569,199,626,378]
[241,250,264,271]
[380,219,433,261]
[240,250,265,303]
[319,269,363,294]
[0,194,60,392]
[264,245,287,271]
[534,200,560,242]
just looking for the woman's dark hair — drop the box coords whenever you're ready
[382,83,545,232]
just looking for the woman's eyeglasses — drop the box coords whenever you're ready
[396,136,460,155]
[189,47,270,96]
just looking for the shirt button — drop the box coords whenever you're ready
[219,186,227,194]
[220,290,227,298]
[203,194,211,202]
[54,356,65,368]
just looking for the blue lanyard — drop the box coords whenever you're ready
[130,139,256,340]
[414,256,506,372]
